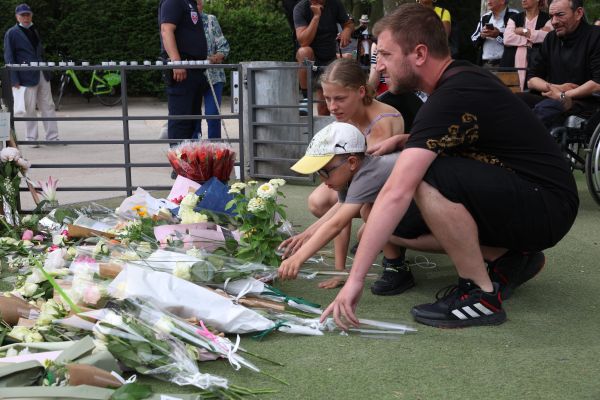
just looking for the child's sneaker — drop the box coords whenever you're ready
[411,278,506,328]
[487,251,545,300]
[370,257,415,296]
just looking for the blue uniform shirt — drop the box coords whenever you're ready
[159,0,207,60]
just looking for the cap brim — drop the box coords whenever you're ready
[290,154,334,175]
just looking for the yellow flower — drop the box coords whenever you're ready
[131,205,148,218]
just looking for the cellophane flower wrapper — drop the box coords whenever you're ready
[109,298,260,372]
[167,141,236,183]
[108,263,275,334]
[92,305,229,390]
[115,188,178,220]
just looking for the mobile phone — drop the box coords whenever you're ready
[485,23,494,30]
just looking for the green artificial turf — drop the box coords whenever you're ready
[102,174,600,399]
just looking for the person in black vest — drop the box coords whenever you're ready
[503,0,552,90]
[471,0,518,68]
[159,0,208,143]
[518,0,600,128]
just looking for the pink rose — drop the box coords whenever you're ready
[21,230,34,241]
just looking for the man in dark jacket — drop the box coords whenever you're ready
[4,3,59,143]
[518,0,600,127]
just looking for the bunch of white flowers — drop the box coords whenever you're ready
[8,326,43,343]
[256,183,277,199]
[36,299,64,326]
[179,208,208,224]
[227,182,247,194]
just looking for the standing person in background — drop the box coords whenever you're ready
[293,0,354,116]
[194,0,230,139]
[283,0,302,57]
[352,15,372,66]
[504,0,551,90]
[159,0,208,145]
[416,0,451,37]
[471,0,518,68]
[4,3,60,145]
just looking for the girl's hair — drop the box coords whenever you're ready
[320,58,375,105]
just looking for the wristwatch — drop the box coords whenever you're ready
[560,92,567,101]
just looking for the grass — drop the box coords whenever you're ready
[99,173,599,399]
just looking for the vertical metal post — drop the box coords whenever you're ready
[247,68,255,177]
[237,64,245,182]
[120,66,133,196]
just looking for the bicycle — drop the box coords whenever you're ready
[55,62,121,110]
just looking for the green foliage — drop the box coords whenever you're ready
[0,0,294,96]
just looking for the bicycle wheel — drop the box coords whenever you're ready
[585,122,600,206]
[55,73,70,111]
[96,86,121,106]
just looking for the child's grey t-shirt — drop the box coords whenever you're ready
[338,153,400,204]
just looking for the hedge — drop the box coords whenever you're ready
[0,0,293,96]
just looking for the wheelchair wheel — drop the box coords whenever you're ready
[585,123,600,206]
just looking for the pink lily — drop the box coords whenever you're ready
[38,176,58,202]
[21,230,34,241]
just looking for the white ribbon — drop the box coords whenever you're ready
[110,371,137,384]
[172,372,228,390]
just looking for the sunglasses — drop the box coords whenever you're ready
[316,156,350,179]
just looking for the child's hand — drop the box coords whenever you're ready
[278,258,301,280]
[279,233,308,259]
[318,277,346,289]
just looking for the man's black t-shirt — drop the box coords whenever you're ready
[406,61,578,206]
[293,0,350,62]
[159,0,207,60]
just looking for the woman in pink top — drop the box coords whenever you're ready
[504,0,553,90]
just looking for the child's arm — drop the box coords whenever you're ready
[278,202,362,280]
[278,201,343,259]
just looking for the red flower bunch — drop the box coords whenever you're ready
[167,141,236,183]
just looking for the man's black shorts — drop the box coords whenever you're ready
[393,157,578,252]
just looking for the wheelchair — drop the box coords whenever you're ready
[550,109,600,206]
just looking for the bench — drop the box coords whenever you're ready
[493,71,521,93]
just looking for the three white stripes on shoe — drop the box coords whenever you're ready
[451,303,494,320]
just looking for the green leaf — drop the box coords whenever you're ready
[110,382,153,400]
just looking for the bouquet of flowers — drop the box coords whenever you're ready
[167,141,236,183]
[225,179,290,266]
[0,147,30,227]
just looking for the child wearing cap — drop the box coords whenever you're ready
[278,122,415,296]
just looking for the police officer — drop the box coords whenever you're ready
[159,0,208,142]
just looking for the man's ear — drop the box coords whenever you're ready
[348,154,361,170]
[414,44,428,67]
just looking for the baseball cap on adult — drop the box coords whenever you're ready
[291,122,366,175]
[15,4,32,15]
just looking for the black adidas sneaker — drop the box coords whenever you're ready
[411,278,506,328]
[370,257,415,296]
[488,251,545,300]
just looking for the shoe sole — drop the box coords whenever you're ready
[412,310,507,328]
[501,252,546,300]
[370,280,415,296]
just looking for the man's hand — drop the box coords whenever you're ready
[208,53,225,64]
[320,278,363,330]
[481,26,499,39]
[310,3,323,18]
[278,257,302,280]
[367,134,408,156]
[338,28,352,48]
[173,68,187,82]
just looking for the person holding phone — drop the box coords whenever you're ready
[471,0,518,68]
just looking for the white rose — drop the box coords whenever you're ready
[0,147,20,162]
[19,282,39,297]
[180,193,200,208]
[173,262,192,281]
[16,158,31,170]
[24,331,44,343]
[9,326,30,341]
[26,268,47,284]
[256,183,277,199]
[185,247,203,259]
[153,316,175,334]
[52,234,67,246]
[180,209,208,224]
[103,310,124,328]
[44,248,67,271]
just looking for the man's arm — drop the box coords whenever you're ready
[338,19,353,48]
[3,31,20,87]
[320,147,437,329]
[295,4,322,47]
[278,202,362,279]
[160,22,186,82]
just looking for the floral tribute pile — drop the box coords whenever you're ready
[167,141,236,183]
[0,170,415,399]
